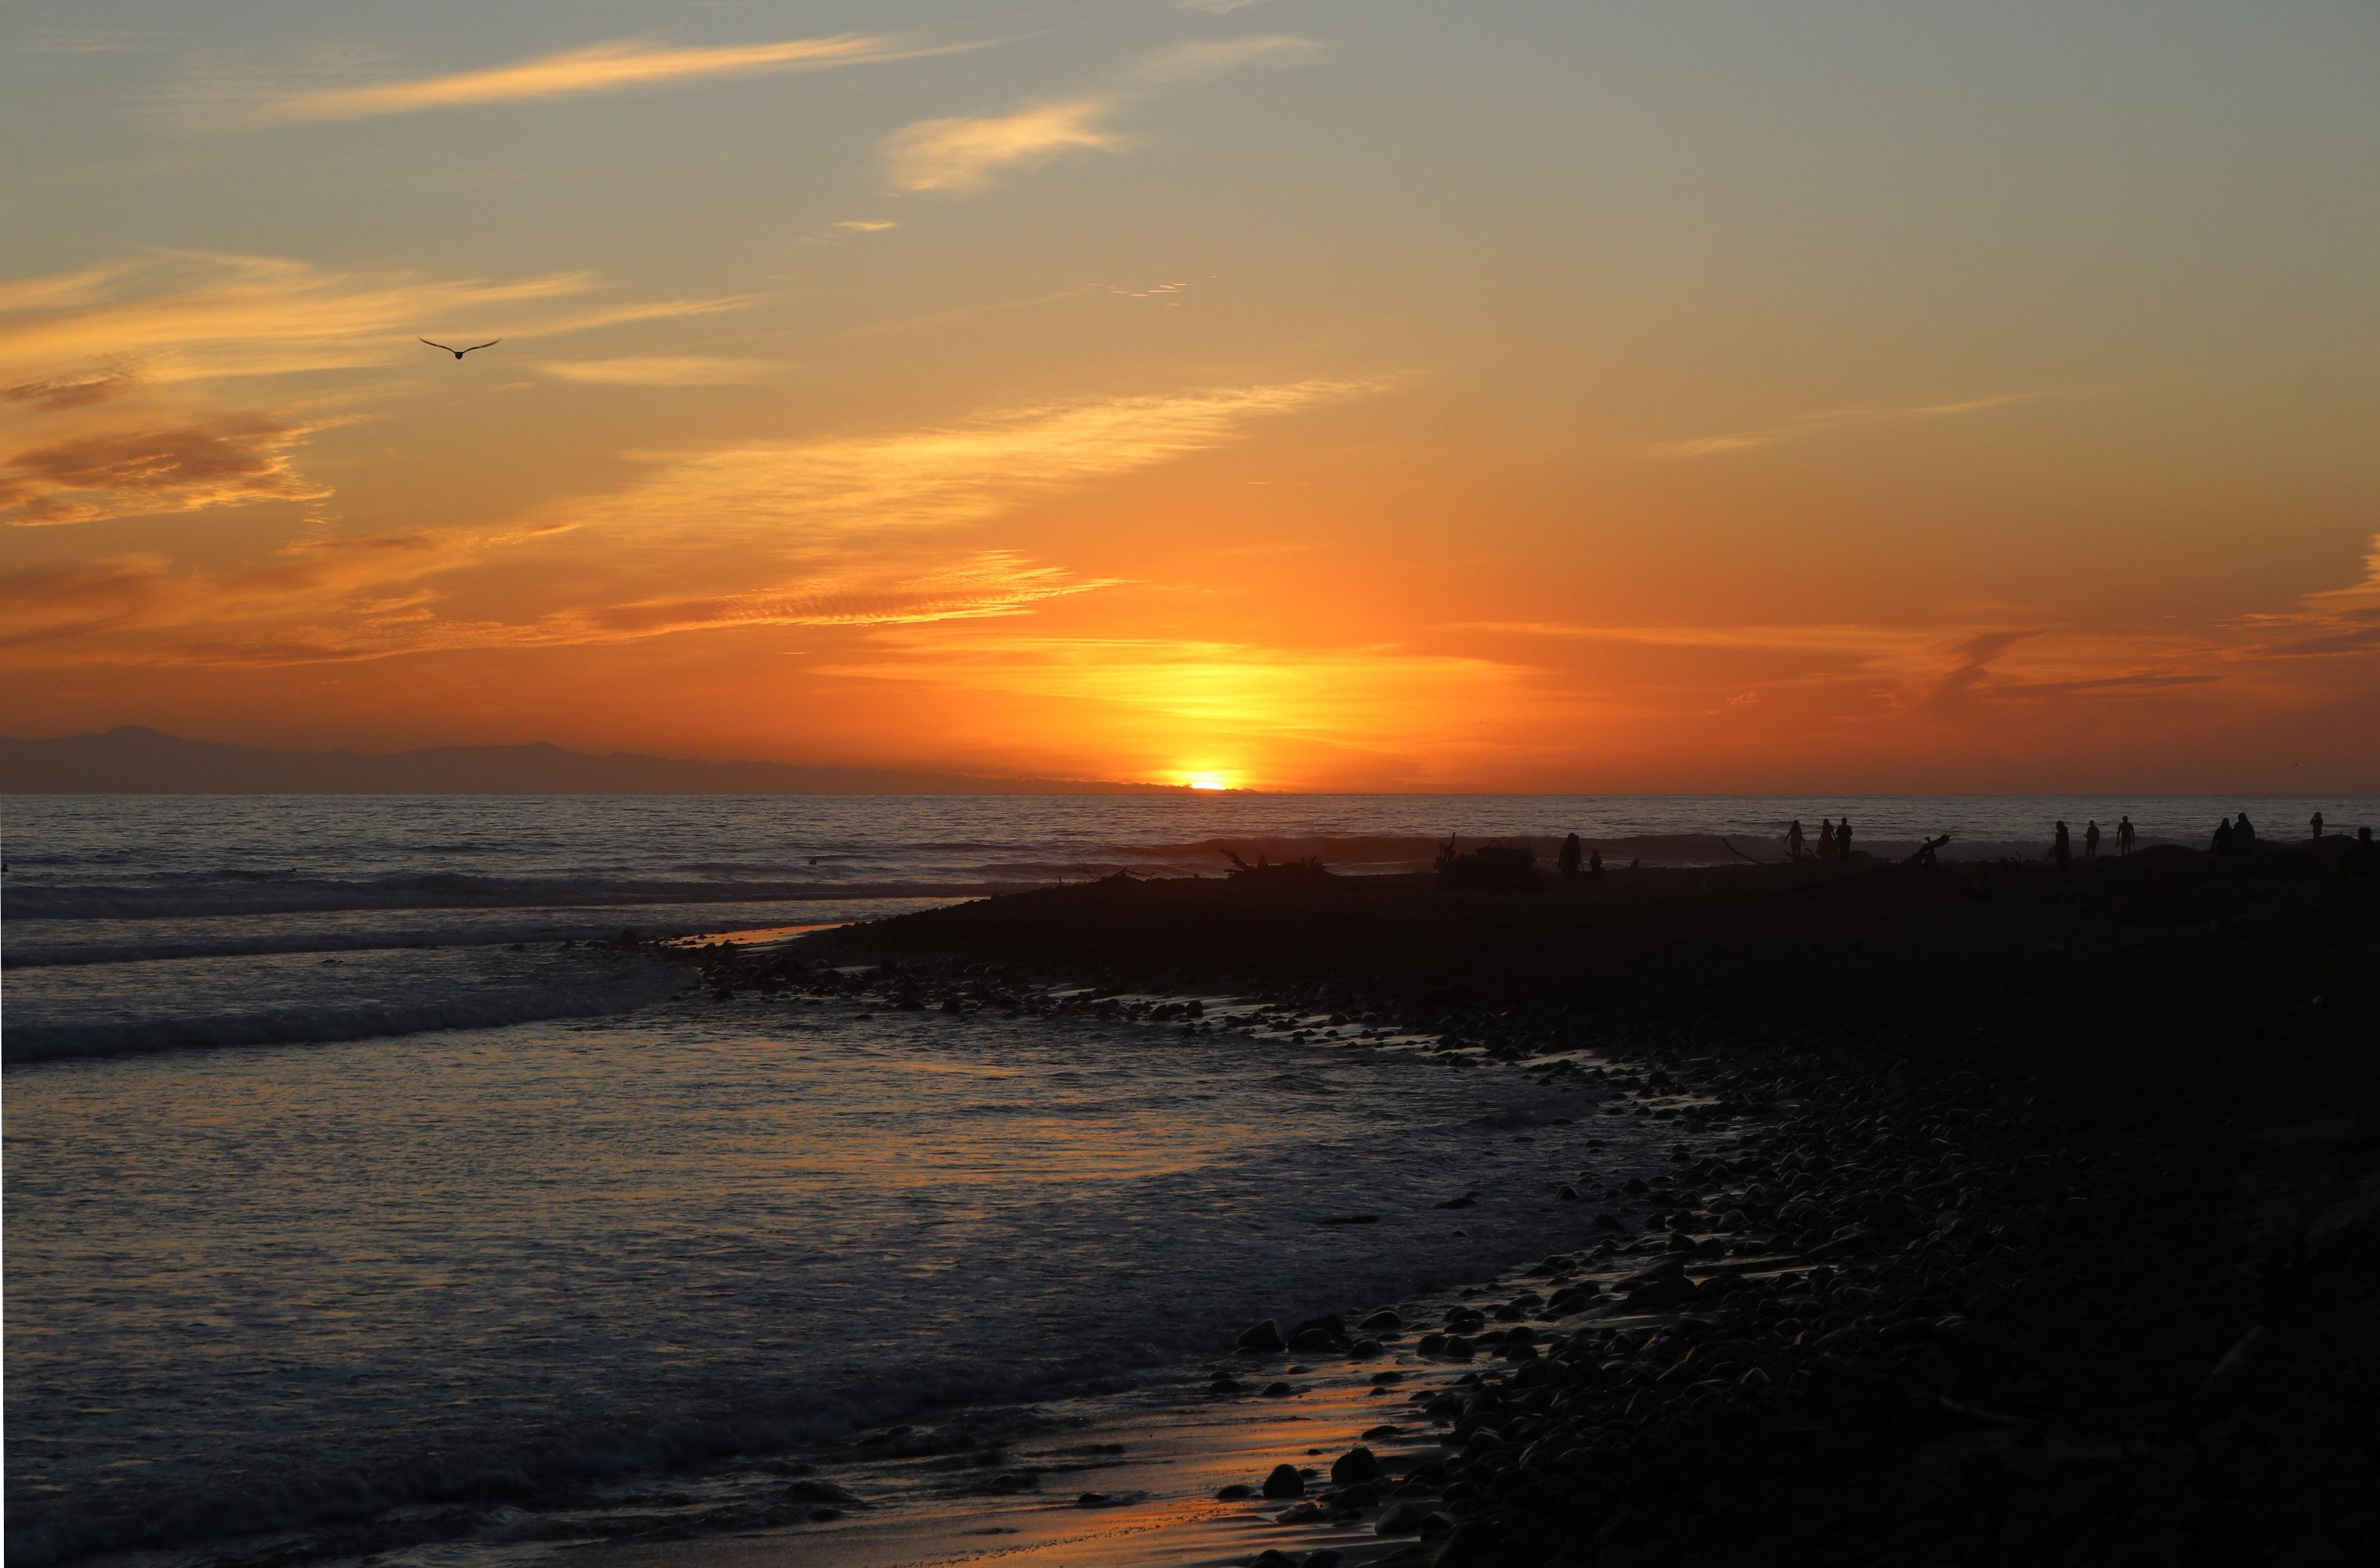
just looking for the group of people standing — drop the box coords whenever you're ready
[1783,817,1855,861]
[2210,812,2263,856]
[2048,815,2136,869]
[2211,810,2347,856]
[2047,810,2356,868]
[1554,832,1602,885]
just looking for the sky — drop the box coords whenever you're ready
[2,1,2376,792]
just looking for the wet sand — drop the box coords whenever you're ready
[624,840,2379,1566]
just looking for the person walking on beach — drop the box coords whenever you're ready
[2213,817,2234,856]
[2311,811,2324,840]
[1816,819,1837,859]
[2084,820,2100,862]
[1587,848,1604,882]
[1837,818,1855,858]
[1786,819,1806,860]
[1557,832,1582,886]
[2052,820,2071,872]
[2236,811,2258,854]
[2117,815,2135,857]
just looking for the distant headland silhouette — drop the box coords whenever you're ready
[0,726,1201,796]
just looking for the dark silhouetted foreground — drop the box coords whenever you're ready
[798,837,2379,1566]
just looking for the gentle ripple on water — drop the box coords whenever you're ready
[3,994,1665,1567]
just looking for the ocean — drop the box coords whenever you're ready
[2,793,2368,1567]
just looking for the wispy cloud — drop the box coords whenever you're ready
[543,356,772,387]
[0,536,1107,666]
[244,34,924,126]
[1,413,340,527]
[0,378,1372,664]
[0,526,533,660]
[572,379,1381,540]
[885,99,1127,193]
[834,219,898,233]
[4,363,142,411]
[2226,532,2380,659]
[884,33,1321,194]
[529,553,1112,646]
[1459,614,2285,721]
[1651,391,2055,459]
[0,262,143,314]
[1127,34,1321,84]
[0,251,747,386]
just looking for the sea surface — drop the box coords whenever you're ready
[4,793,2371,1567]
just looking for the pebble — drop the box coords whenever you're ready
[1329,1446,1383,1484]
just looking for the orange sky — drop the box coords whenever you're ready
[3,3,2376,790]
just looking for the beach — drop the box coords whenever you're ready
[7,800,2378,1567]
[733,838,2380,1565]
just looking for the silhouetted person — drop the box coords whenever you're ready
[1557,832,1582,886]
[2084,820,2099,861]
[2213,817,2234,855]
[2310,811,2324,839]
[1587,848,1604,882]
[2235,811,2257,854]
[2117,815,2134,857]
[1786,819,1806,860]
[1837,818,1855,857]
[2052,820,2070,872]
[2351,826,2378,879]
[1817,819,1837,859]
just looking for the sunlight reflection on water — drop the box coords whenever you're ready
[5,996,1658,1566]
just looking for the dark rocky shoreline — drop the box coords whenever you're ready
[683,842,2378,1566]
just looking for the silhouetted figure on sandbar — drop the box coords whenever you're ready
[1786,819,1807,860]
[2310,811,2324,840]
[1557,832,1582,886]
[1816,819,1837,859]
[2084,820,2100,861]
[1837,818,1855,857]
[1587,849,1604,882]
[2350,826,2378,879]
[2052,820,2070,872]
[2213,817,2235,856]
[2235,811,2257,854]
[2117,815,2135,857]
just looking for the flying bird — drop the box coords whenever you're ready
[420,338,500,359]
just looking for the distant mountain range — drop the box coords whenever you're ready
[0,726,1194,796]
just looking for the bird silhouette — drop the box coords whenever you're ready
[420,338,500,359]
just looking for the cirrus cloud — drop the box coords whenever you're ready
[0,250,749,388]
[884,34,1321,195]
[885,99,1127,193]
[567,378,1385,543]
[243,34,927,126]
[1,413,339,527]
[542,356,772,387]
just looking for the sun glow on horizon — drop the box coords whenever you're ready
[2,9,2377,791]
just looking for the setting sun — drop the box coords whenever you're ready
[5,9,2378,1568]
